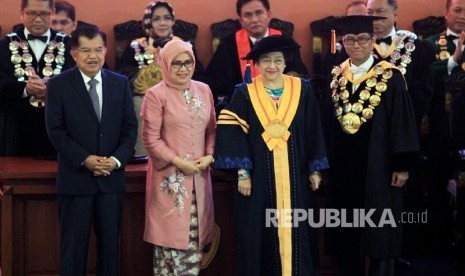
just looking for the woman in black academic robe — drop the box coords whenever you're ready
[214,35,329,276]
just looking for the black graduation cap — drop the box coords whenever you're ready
[335,15,386,35]
[242,35,300,62]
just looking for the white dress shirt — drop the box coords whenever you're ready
[349,55,374,93]
[249,29,270,45]
[377,27,396,53]
[24,28,51,61]
[79,70,121,168]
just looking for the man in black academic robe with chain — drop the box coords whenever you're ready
[324,15,419,276]
[0,0,74,156]
[323,0,433,127]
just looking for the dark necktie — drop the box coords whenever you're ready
[88,79,100,121]
[27,34,48,43]
[376,36,392,45]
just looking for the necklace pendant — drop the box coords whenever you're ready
[341,112,361,134]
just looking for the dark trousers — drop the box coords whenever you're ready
[335,230,394,276]
[58,192,124,276]
[335,228,365,276]
[337,255,394,276]
[368,258,394,276]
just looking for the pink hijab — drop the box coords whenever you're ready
[158,40,195,90]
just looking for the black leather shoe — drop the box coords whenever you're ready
[395,257,413,270]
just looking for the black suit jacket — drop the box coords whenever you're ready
[0,27,75,156]
[45,67,138,195]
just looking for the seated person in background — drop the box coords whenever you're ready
[51,0,76,35]
[116,0,208,156]
[206,0,307,103]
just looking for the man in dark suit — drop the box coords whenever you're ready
[0,0,74,156]
[206,0,307,103]
[45,26,137,275]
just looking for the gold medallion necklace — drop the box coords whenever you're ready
[330,63,393,134]
[7,32,67,108]
[389,31,416,75]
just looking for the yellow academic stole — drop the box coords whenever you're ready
[248,75,301,276]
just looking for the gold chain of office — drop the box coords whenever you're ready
[7,32,66,82]
[330,65,393,134]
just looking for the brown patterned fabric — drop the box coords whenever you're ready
[153,190,202,276]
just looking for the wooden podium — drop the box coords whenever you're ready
[0,157,236,276]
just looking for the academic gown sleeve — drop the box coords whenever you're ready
[0,36,26,106]
[386,70,420,171]
[302,79,330,173]
[213,84,253,170]
[407,39,434,125]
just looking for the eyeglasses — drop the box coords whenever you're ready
[343,36,372,45]
[24,10,52,20]
[151,15,174,23]
[77,47,106,55]
[258,57,285,67]
[171,60,193,70]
